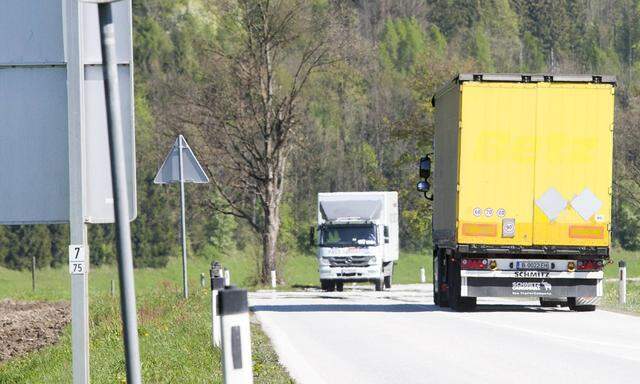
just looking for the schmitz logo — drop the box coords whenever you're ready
[511,281,552,296]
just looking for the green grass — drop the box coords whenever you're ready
[603,281,640,314]
[0,256,292,383]
[604,248,640,279]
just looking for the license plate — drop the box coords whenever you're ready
[515,261,550,270]
[342,268,358,274]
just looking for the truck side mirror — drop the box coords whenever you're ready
[383,225,389,243]
[416,180,430,192]
[309,226,315,247]
[419,155,431,179]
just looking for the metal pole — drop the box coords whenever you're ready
[97,3,142,383]
[68,1,89,382]
[32,256,36,291]
[179,136,188,299]
[619,260,627,305]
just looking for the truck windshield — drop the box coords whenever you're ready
[320,224,377,247]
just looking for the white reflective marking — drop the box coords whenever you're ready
[570,188,602,221]
[536,188,567,221]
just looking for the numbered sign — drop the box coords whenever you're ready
[69,245,87,274]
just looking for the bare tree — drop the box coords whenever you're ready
[168,0,342,282]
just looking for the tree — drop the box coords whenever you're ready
[168,0,341,282]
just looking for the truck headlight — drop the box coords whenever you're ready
[369,256,377,264]
[319,257,330,266]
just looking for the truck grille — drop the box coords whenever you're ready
[328,256,371,267]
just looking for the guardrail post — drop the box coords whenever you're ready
[224,269,231,286]
[420,267,426,283]
[219,288,253,384]
[210,262,225,348]
[271,270,277,289]
[619,260,627,305]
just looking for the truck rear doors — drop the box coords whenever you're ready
[456,81,614,247]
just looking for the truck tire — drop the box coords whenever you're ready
[336,282,344,292]
[447,257,476,311]
[434,249,449,307]
[384,275,392,289]
[321,279,335,292]
[567,297,596,312]
[374,278,384,291]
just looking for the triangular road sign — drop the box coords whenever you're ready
[154,135,209,184]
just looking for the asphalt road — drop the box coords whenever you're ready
[251,284,640,384]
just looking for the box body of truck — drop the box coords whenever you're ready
[426,73,615,310]
[316,192,399,291]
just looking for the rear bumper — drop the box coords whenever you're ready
[319,266,381,281]
[460,270,603,298]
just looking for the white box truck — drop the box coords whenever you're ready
[312,192,399,291]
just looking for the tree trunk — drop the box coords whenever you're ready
[261,182,280,283]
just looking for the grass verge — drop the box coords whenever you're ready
[0,257,292,383]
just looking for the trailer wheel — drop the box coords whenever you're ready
[434,249,449,307]
[374,278,384,291]
[539,298,558,308]
[447,257,476,311]
[567,297,596,312]
[336,282,344,292]
[433,254,440,306]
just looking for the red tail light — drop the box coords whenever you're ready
[576,260,603,271]
[461,258,488,270]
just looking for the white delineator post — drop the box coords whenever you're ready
[210,262,225,348]
[271,270,277,289]
[219,288,253,384]
[420,267,426,283]
[224,269,231,286]
[619,260,627,305]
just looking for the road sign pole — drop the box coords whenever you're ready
[68,1,90,382]
[97,2,142,383]
[179,137,189,299]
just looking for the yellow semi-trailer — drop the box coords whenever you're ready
[417,73,615,311]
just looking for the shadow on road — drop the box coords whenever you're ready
[463,304,565,313]
[251,303,438,313]
[251,303,568,314]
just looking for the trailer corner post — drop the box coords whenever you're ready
[420,267,426,283]
[219,288,253,384]
[619,260,627,305]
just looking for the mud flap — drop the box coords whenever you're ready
[463,277,599,298]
